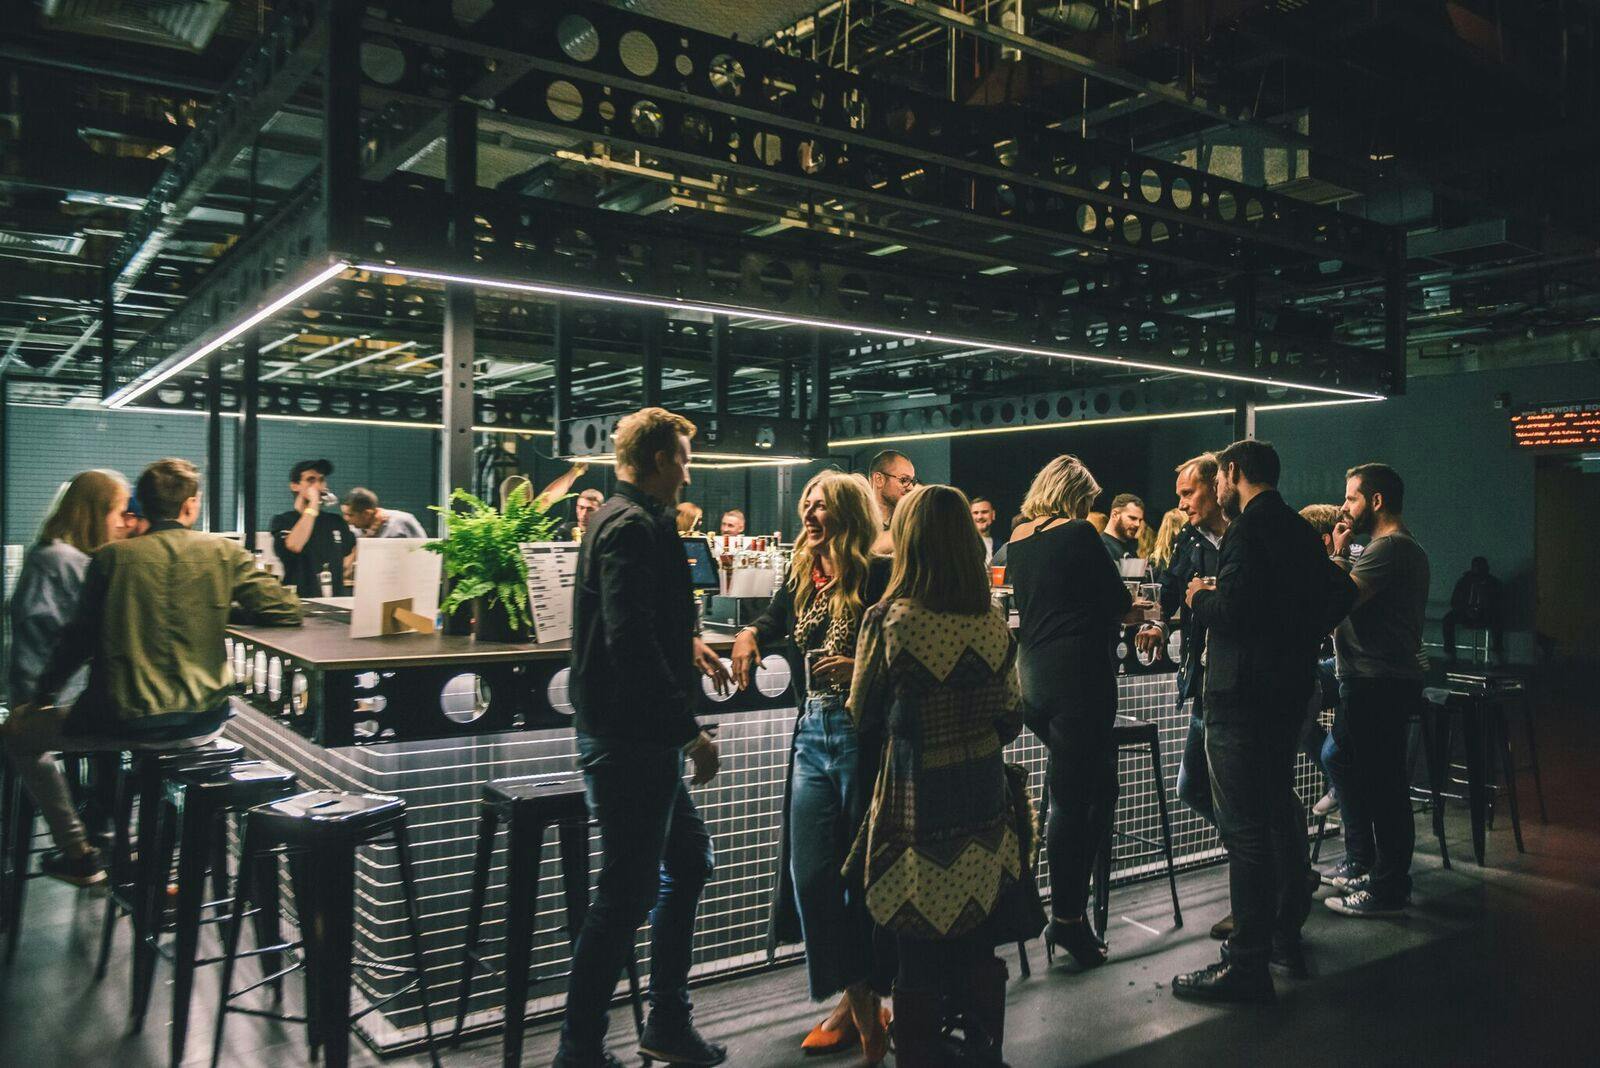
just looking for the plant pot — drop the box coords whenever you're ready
[473,596,529,643]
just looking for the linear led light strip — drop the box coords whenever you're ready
[260,335,359,382]
[104,261,351,409]
[354,263,1386,402]
[828,396,1384,447]
[569,455,810,469]
[311,340,417,380]
[108,404,553,436]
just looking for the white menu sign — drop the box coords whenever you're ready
[520,543,579,645]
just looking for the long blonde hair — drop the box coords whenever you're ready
[788,471,878,621]
[1020,454,1102,521]
[882,485,990,615]
[38,469,129,554]
[1150,508,1187,570]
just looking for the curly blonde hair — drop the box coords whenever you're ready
[788,471,879,623]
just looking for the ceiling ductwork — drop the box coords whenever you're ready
[39,0,233,53]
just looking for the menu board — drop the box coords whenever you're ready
[520,543,579,645]
[1510,401,1600,450]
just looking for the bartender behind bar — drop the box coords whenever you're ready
[270,458,356,598]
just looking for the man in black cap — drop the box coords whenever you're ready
[270,459,357,598]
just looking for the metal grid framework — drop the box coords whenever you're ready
[106,1,326,296]
[223,665,1332,1052]
[359,1,1397,271]
[98,0,1405,426]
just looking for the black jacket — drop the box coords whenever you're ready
[1191,490,1356,712]
[570,481,701,747]
[1157,525,1224,701]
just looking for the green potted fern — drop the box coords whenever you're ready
[427,486,565,643]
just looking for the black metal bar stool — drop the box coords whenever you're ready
[127,759,299,1068]
[1091,716,1183,939]
[1,752,100,959]
[1426,686,1526,865]
[452,774,644,1068]
[1311,702,1452,869]
[210,790,441,1068]
[97,738,245,994]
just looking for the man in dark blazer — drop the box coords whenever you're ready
[1171,439,1357,1004]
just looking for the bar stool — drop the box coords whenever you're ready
[210,790,442,1068]
[97,738,245,990]
[1426,687,1526,865]
[1,753,93,957]
[1091,716,1183,939]
[1040,716,1182,961]
[1310,702,1451,869]
[452,774,644,1068]
[128,759,299,1068]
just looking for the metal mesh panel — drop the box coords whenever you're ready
[226,673,1332,1051]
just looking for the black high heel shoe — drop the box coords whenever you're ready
[1049,916,1109,968]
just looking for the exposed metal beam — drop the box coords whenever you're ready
[106,5,326,296]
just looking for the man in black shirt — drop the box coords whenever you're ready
[1100,492,1145,560]
[559,407,731,1068]
[270,459,356,597]
[1171,440,1356,1005]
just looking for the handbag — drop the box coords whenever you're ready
[983,762,1047,945]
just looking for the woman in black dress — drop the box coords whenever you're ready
[1006,455,1141,966]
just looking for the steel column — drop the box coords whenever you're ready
[240,328,261,547]
[552,301,573,432]
[778,362,795,420]
[441,101,478,518]
[1385,266,1409,395]
[1233,390,1257,441]
[205,352,224,531]
[323,0,361,252]
[641,312,664,409]
[99,277,116,400]
[710,315,731,414]
[808,330,829,456]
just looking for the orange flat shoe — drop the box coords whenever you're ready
[802,1016,858,1055]
[860,1006,891,1065]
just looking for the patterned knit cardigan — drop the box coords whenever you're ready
[844,598,1026,939]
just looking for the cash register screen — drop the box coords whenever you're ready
[684,537,721,590]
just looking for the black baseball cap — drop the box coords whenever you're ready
[289,459,333,483]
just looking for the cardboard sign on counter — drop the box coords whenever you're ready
[350,539,441,639]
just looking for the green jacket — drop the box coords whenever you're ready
[39,523,302,737]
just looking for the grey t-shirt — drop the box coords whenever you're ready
[1334,528,1431,680]
[363,509,427,539]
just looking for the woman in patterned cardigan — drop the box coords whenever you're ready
[847,484,1025,1066]
[732,471,893,1062]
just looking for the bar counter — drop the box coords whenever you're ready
[221,612,1327,1054]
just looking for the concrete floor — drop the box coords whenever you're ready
[3,695,1596,1067]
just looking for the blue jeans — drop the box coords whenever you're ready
[790,695,876,998]
[560,731,715,1056]
[1328,679,1421,899]
[1176,696,1215,825]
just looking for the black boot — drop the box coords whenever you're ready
[968,956,1009,1052]
[890,986,947,1068]
[1171,956,1276,1005]
[1048,915,1108,968]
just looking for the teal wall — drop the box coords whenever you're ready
[2,406,439,541]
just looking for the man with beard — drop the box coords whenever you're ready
[1134,454,1235,937]
[1100,493,1146,560]
[1171,440,1355,1004]
[970,496,998,564]
[1323,463,1430,918]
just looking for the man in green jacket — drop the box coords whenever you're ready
[2,457,302,886]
